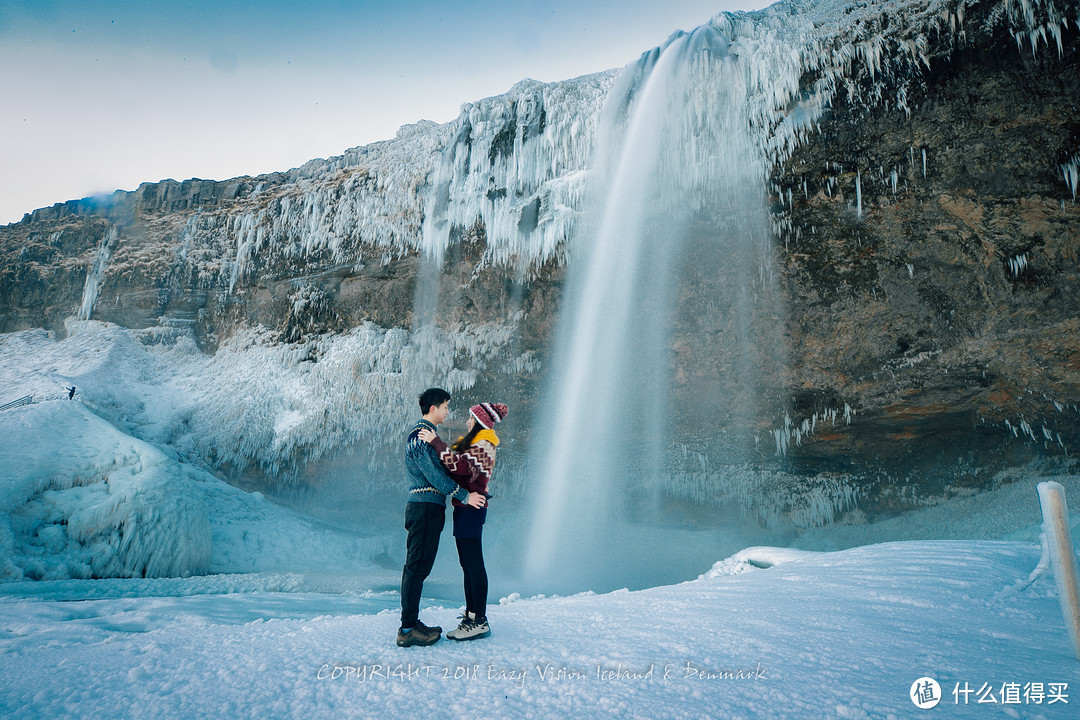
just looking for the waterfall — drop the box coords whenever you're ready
[523,24,785,593]
[78,228,116,321]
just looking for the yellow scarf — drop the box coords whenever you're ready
[455,428,500,448]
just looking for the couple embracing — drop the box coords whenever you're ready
[397,387,508,648]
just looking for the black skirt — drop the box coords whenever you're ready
[452,505,487,539]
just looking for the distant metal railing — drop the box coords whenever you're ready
[0,395,32,412]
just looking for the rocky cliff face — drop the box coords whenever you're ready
[1,0,1077,524]
[770,0,1080,512]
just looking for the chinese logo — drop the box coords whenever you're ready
[911,677,942,709]
[910,677,1069,709]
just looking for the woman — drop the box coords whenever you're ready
[417,401,508,640]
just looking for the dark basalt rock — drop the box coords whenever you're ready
[769,15,1080,498]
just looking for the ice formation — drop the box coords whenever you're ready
[1,317,533,485]
[170,319,532,478]
[658,463,860,529]
[772,404,856,456]
[1008,252,1030,276]
[0,337,393,581]
[78,227,115,321]
[1063,153,1079,200]
[0,401,211,581]
[419,75,617,269]
[1004,415,1070,453]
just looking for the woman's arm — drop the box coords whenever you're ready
[417,429,490,492]
[434,439,492,494]
[416,427,496,496]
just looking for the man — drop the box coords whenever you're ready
[398,388,486,647]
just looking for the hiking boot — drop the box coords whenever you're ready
[396,622,441,647]
[447,614,490,641]
[444,612,470,637]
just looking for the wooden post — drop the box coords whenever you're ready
[1037,481,1080,661]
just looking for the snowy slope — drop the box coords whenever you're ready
[0,541,1075,719]
[0,400,211,581]
[0,389,389,583]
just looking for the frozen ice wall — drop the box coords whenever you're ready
[158,73,616,296]
[419,75,616,269]
[0,319,538,487]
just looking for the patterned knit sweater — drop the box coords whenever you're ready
[404,419,469,505]
[429,429,499,507]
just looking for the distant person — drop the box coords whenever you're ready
[418,401,508,641]
[67,386,76,400]
[398,388,486,648]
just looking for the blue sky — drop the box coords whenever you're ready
[0,1,771,224]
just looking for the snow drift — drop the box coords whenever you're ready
[0,400,211,581]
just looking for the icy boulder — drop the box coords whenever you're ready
[0,400,211,581]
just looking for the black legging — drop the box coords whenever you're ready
[455,537,488,620]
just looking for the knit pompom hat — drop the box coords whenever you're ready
[470,402,509,430]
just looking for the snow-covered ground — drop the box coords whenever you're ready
[1,539,1076,718]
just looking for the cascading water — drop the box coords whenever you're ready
[522,24,786,593]
[78,228,116,322]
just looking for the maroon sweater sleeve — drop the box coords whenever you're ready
[429,437,488,494]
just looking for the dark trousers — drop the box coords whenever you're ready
[455,537,488,619]
[400,502,445,629]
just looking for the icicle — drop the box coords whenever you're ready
[856,170,862,217]
[1008,253,1029,276]
[1062,155,1079,201]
